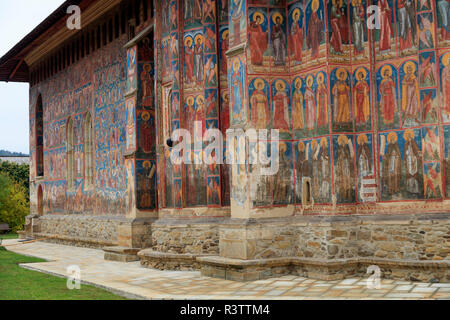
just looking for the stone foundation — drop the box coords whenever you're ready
[139,213,450,282]
[23,214,153,249]
[150,219,221,255]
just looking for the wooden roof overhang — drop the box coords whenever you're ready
[0,0,123,83]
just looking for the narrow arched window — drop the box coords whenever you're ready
[67,117,75,190]
[36,95,44,177]
[84,112,94,188]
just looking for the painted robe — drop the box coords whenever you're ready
[221,36,229,75]
[404,139,421,194]
[307,10,324,59]
[353,3,365,55]
[397,0,416,50]
[140,118,154,153]
[402,72,420,121]
[273,91,290,130]
[442,64,450,115]
[336,144,353,200]
[357,143,372,178]
[271,22,287,66]
[185,45,195,83]
[316,83,328,127]
[232,71,244,119]
[379,76,397,124]
[249,21,267,65]
[305,86,316,130]
[378,0,393,52]
[290,22,303,62]
[250,89,269,129]
[194,42,204,83]
[330,3,345,53]
[273,152,292,204]
[354,79,370,125]
[295,149,310,200]
[292,88,305,130]
[383,143,401,194]
[333,80,351,124]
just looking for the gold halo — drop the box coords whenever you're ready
[317,72,324,83]
[387,132,398,143]
[292,8,301,21]
[357,134,368,145]
[194,34,204,45]
[298,141,305,152]
[380,65,392,77]
[272,12,283,24]
[294,78,302,89]
[279,142,287,153]
[443,52,450,67]
[275,80,286,91]
[196,95,205,104]
[336,68,348,80]
[320,137,328,147]
[222,30,229,40]
[186,96,195,106]
[355,67,367,80]
[184,37,193,47]
[403,61,416,73]
[404,129,415,140]
[143,161,151,168]
[254,78,265,90]
[222,91,229,100]
[312,0,319,12]
[311,139,318,148]
[253,12,265,24]
[306,75,314,87]
[338,135,349,146]
[141,111,150,121]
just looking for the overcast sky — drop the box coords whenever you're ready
[0,0,65,154]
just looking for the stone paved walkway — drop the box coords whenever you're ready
[2,239,450,300]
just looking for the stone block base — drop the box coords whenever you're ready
[104,246,140,262]
[33,232,115,249]
[138,249,209,271]
[198,256,450,282]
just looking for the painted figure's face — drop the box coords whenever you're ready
[358,72,364,80]
[407,66,413,74]
[276,17,281,25]
[256,16,261,24]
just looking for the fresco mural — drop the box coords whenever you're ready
[331,68,352,133]
[333,134,356,203]
[379,129,424,201]
[445,126,450,197]
[28,0,450,218]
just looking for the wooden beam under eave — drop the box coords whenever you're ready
[8,59,24,82]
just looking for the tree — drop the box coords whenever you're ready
[0,173,29,232]
[0,161,29,199]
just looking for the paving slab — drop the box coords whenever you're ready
[2,240,450,300]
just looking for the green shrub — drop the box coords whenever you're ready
[0,173,29,232]
[0,161,29,199]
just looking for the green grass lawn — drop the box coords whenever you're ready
[0,247,127,300]
[0,232,18,240]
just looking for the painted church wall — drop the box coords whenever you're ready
[29,34,129,216]
[236,0,450,213]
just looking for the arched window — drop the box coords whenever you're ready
[36,95,44,177]
[37,185,44,216]
[67,117,75,190]
[84,112,94,188]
